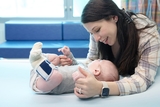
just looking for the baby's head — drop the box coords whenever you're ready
[88,60,119,81]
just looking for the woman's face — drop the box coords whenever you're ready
[83,17,118,46]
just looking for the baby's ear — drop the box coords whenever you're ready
[93,68,101,76]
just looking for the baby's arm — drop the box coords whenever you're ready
[58,46,78,65]
[40,46,70,66]
[58,46,71,56]
[41,46,72,66]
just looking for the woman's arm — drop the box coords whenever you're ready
[74,67,120,98]
[74,28,160,98]
[116,30,160,95]
[85,35,99,65]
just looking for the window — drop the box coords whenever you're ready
[73,0,121,18]
[0,0,64,18]
[73,0,89,17]
[0,0,121,20]
[113,0,122,9]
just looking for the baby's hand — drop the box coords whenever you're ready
[72,70,85,81]
[58,46,70,56]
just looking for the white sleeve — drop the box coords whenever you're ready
[85,35,99,65]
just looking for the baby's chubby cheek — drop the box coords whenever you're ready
[72,71,85,81]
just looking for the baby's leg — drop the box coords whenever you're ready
[29,42,62,92]
[45,53,60,66]
[30,60,63,93]
[36,69,62,92]
[29,42,45,68]
[30,68,63,93]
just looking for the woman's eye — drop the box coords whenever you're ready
[95,28,100,33]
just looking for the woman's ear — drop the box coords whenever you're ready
[113,16,118,22]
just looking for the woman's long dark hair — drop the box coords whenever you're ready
[81,0,140,76]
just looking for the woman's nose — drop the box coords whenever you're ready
[93,34,101,42]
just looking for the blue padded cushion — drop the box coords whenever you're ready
[0,40,89,58]
[63,22,89,40]
[5,21,62,40]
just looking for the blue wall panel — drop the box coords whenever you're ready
[5,21,62,40]
[63,22,89,40]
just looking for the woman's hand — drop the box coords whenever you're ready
[59,55,72,66]
[74,67,102,98]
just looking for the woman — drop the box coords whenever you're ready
[59,0,160,98]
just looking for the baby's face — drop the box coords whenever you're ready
[88,59,105,74]
[88,59,118,81]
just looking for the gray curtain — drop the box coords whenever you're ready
[121,0,160,33]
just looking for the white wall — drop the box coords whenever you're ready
[0,19,9,43]
[0,23,5,44]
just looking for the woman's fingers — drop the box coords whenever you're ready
[74,67,102,98]
[78,67,89,77]
[74,78,85,88]
[74,87,88,98]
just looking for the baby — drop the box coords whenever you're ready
[29,42,119,94]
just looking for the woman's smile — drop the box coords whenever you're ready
[100,37,108,44]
